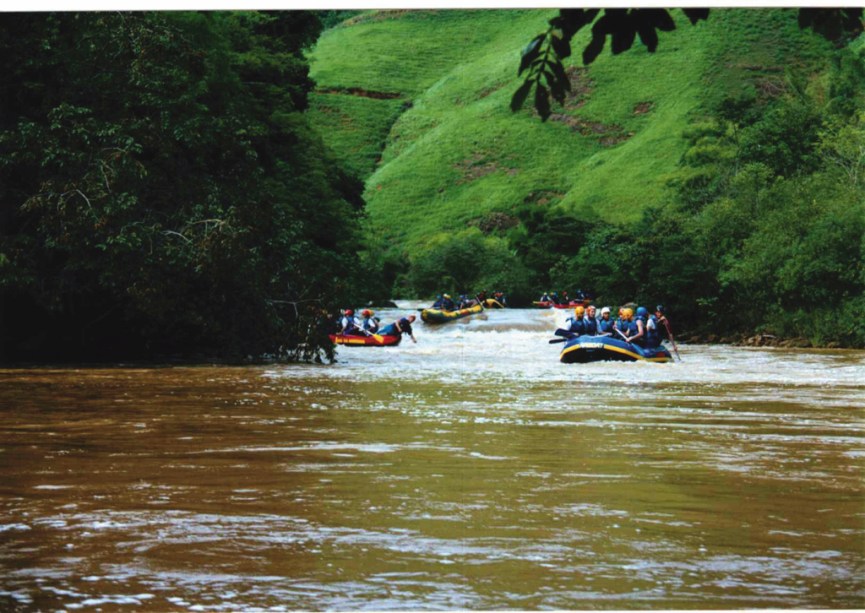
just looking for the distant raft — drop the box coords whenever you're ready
[329,333,401,347]
[533,300,592,309]
[559,335,672,363]
[421,302,483,323]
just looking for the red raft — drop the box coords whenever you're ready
[532,300,593,309]
[329,333,401,347]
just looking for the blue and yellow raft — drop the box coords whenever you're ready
[559,334,673,363]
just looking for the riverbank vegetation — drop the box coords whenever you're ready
[310,9,865,348]
[1,10,862,363]
[1,12,366,362]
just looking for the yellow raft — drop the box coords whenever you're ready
[420,302,483,323]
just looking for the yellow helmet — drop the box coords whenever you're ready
[622,307,634,319]
[574,306,585,317]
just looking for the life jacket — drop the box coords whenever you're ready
[628,317,645,346]
[644,315,661,348]
[362,316,378,332]
[597,318,614,334]
[582,316,598,336]
[567,317,586,335]
[340,316,359,334]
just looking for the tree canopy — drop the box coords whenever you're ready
[0,12,365,362]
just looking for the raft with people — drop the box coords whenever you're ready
[551,303,679,364]
[533,300,593,309]
[557,333,673,363]
[421,302,483,323]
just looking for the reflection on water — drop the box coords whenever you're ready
[0,302,863,610]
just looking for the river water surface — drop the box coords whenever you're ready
[1,303,863,610]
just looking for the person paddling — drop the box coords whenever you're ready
[379,314,418,343]
[565,305,587,336]
[628,307,648,346]
[360,309,379,334]
[583,305,598,335]
[339,309,360,335]
[597,307,615,336]
[436,294,456,311]
[653,304,680,358]
[613,307,629,340]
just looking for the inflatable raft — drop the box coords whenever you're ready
[533,300,592,309]
[421,302,483,323]
[559,334,672,363]
[329,333,401,347]
[483,298,506,309]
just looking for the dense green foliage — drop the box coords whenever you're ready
[309,10,838,245]
[2,9,862,360]
[513,45,865,345]
[0,12,365,362]
[511,8,861,120]
[310,9,864,346]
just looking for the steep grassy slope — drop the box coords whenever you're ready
[307,9,833,252]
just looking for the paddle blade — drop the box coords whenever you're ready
[548,338,568,344]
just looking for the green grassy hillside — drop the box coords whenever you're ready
[307,9,833,253]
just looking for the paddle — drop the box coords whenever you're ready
[548,337,568,344]
[661,318,681,361]
[357,326,385,343]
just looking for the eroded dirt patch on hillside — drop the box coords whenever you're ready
[549,113,633,146]
[343,10,413,26]
[317,87,403,100]
[455,153,519,185]
[563,66,594,110]
[523,189,565,207]
[468,211,520,234]
[542,67,633,146]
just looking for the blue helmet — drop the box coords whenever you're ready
[656,304,665,314]
[636,306,648,319]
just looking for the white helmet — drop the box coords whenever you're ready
[601,306,611,315]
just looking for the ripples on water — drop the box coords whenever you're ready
[0,302,863,610]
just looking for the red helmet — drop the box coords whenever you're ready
[362,309,373,317]
[345,309,354,316]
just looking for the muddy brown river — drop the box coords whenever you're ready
[1,303,863,610]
